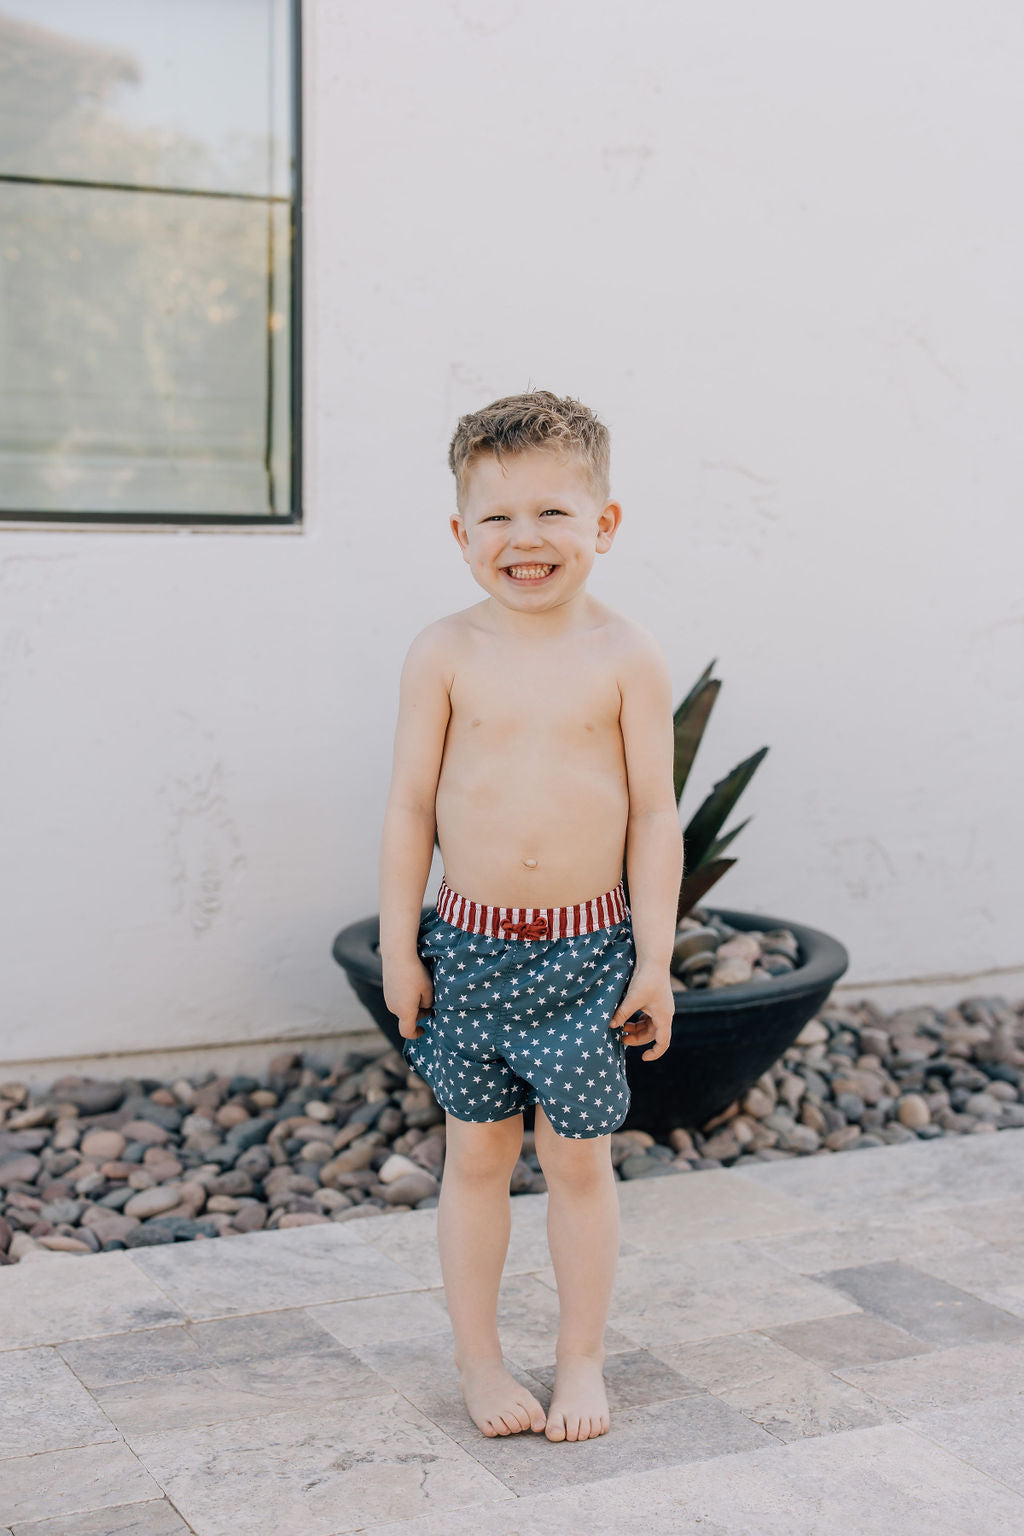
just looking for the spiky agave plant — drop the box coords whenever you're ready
[623,660,767,923]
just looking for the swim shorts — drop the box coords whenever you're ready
[402,876,636,1138]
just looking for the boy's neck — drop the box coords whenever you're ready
[478,588,598,638]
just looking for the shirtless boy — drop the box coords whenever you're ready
[378,389,684,1443]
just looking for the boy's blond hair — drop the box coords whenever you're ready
[448,389,611,512]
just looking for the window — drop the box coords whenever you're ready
[0,0,301,525]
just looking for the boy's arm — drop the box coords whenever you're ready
[609,627,684,1060]
[378,624,452,966]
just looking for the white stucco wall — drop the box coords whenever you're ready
[2,0,1022,1073]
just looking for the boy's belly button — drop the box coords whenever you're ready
[522,857,538,867]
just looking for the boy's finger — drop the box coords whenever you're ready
[641,1025,673,1060]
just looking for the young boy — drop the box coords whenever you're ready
[378,389,683,1444]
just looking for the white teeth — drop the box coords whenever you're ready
[507,564,554,579]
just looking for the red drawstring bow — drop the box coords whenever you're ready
[499,916,550,941]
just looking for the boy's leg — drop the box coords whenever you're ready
[438,1109,548,1437]
[533,1103,620,1441]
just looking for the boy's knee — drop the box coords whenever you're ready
[536,1133,612,1192]
[443,1113,522,1180]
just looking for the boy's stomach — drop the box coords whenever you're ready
[434,769,629,908]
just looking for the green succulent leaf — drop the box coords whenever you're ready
[683,747,768,870]
[677,858,736,924]
[673,667,719,807]
[703,815,753,865]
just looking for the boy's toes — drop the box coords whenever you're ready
[564,1413,581,1442]
[516,1392,547,1434]
[545,1409,567,1441]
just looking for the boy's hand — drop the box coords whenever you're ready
[383,958,435,1040]
[609,964,675,1061]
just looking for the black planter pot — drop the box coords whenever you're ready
[332,906,849,1138]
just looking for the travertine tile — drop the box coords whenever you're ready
[765,1310,933,1368]
[835,1337,1024,1413]
[615,1168,823,1253]
[351,1330,548,1441]
[360,1422,1024,1536]
[592,1244,858,1347]
[0,1251,183,1350]
[459,1394,771,1494]
[655,1330,894,1442]
[936,1195,1024,1251]
[311,1288,453,1349]
[128,1222,423,1319]
[92,1338,391,1438]
[816,1260,1024,1347]
[749,1213,985,1275]
[735,1129,1024,1220]
[0,1443,160,1528]
[903,1240,1024,1320]
[59,1309,345,1389]
[905,1394,1024,1494]
[12,1500,189,1534]
[529,1348,703,1412]
[0,1347,120,1459]
[127,1393,510,1536]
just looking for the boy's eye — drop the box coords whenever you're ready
[483,509,565,521]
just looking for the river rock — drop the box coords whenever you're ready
[232,1204,268,1232]
[0,1153,41,1187]
[709,956,753,988]
[123,1185,183,1219]
[39,1199,83,1225]
[84,1212,140,1243]
[377,1153,422,1184]
[898,1094,930,1129]
[37,1233,92,1252]
[382,1170,438,1205]
[965,1092,1003,1121]
[49,1077,126,1115]
[121,1120,170,1146]
[216,1103,251,1130]
[700,1128,743,1162]
[81,1130,126,1161]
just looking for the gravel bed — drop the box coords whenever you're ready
[1,992,1022,1265]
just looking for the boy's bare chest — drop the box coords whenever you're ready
[447,651,621,748]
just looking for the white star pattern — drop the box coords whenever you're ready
[402,910,636,1139]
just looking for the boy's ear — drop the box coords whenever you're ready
[450,514,470,559]
[596,500,622,553]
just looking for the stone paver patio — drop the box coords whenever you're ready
[2,1129,1023,1535]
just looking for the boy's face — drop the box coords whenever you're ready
[451,448,621,612]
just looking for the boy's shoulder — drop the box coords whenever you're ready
[405,606,476,656]
[595,603,666,664]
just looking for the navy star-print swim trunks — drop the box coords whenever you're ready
[402,876,636,1138]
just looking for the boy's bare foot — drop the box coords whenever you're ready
[545,1351,610,1441]
[459,1358,547,1437]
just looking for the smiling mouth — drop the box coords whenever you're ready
[503,564,557,582]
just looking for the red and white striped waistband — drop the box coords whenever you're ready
[434,877,628,940]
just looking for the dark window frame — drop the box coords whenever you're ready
[0,0,303,529]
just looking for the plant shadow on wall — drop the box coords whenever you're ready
[333,662,848,1133]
